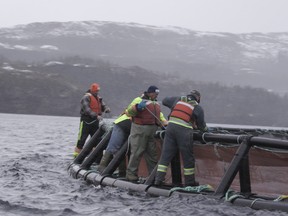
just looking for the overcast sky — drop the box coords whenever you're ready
[1,0,287,33]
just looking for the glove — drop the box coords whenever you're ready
[104,108,111,113]
[136,100,146,111]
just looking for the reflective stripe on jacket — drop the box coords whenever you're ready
[169,101,196,128]
[170,101,194,123]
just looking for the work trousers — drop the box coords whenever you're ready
[156,123,195,184]
[76,118,100,149]
[106,124,129,155]
[126,123,158,179]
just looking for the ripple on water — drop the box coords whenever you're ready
[0,114,287,216]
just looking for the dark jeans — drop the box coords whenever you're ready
[76,118,100,149]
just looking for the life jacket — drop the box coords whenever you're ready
[86,93,102,115]
[114,113,131,124]
[133,100,161,125]
[170,101,194,123]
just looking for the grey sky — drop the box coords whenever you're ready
[1,0,287,33]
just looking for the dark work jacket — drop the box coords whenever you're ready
[162,96,208,132]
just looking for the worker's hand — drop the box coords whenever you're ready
[97,115,103,121]
[206,127,213,132]
[104,108,111,113]
[162,120,168,127]
[137,100,146,111]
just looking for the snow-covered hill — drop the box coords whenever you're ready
[0,21,288,94]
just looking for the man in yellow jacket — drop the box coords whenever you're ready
[125,85,167,181]
[97,113,131,177]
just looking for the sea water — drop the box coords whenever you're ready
[0,113,286,216]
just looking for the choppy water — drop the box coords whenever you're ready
[0,113,287,216]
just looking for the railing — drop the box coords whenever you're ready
[68,122,288,212]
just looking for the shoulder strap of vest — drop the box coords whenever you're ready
[173,101,194,115]
[86,92,99,101]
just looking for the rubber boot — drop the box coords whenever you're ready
[184,174,199,187]
[154,171,166,186]
[97,151,113,173]
[117,158,126,178]
[73,147,82,158]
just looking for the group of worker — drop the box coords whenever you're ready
[74,83,208,187]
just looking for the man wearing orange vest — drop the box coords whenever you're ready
[154,90,208,187]
[74,83,110,158]
[125,85,167,181]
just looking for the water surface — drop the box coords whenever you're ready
[0,113,286,216]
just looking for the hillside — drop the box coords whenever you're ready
[0,21,288,94]
[1,21,288,126]
[1,58,288,127]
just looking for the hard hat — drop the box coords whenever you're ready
[90,83,100,93]
[147,85,160,94]
[187,90,201,103]
[190,90,201,98]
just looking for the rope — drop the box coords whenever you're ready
[169,184,214,196]
[236,135,246,144]
[85,120,98,125]
[144,106,167,129]
[126,134,132,156]
[212,143,228,173]
[253,145,288,154]
[274,195,288,202]
[225,190,245,202]
[250,198,265,208]
[202,132,208,143]
[213,143,221,159]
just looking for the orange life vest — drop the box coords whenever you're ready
[133,101,161,125]
[170,101,194,123]
[87,93,102,115]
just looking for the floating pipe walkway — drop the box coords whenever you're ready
[68,121,288,213]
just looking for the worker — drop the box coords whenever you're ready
[97,112,131,177]
[154,90,208,186]
[125,85,168,181]
[74,83,110,158]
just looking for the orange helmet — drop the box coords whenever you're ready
[90,83,100,93]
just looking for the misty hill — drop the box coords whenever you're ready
[0,21,288,95]
[1,58,288,127]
